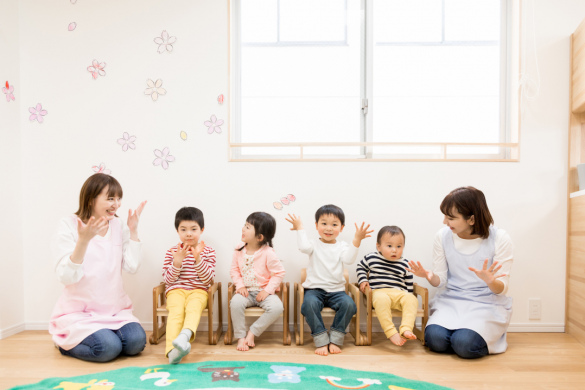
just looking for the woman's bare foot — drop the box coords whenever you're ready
[315,345,329,356]
[328,343,342,354]
[245,330,255,347]
[389,333,406,346]
[402,330,417,341]
[236,338,249,351]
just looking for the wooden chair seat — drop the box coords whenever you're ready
[149,282,223,345]
[224,282,291,345]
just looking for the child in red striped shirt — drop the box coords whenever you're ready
[162,207,216,364]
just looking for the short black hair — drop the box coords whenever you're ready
[377,225,405,244]
[315,204,345,225]
[440,186,493,239]
[238,212,277,251]
[175,207,204,230]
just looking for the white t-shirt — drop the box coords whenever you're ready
[432,228,513,295]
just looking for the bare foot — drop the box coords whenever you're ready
[402,330,417,341]
[328,343,342,354]
[236,338,249,351]
[245,330,255,348]
[315,345,329,356]
[389,333,406,346]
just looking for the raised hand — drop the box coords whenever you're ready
[407,260,433,280]
[359,281,370,293]
[190,240,206,264]
[127,200,147,237]
[77,216,108,242]
[171,243,190,268]
[237,287,249,298]
[469,259,505,285]
[285,213,303,230]
[256,290,269,302]
[353,222,374,247]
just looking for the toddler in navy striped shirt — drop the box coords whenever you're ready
[356,226,418,346]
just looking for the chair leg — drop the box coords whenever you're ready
[224,287,233,345]
[214,283,224,345]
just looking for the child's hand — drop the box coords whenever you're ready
[256,290,269,302]
[469,259,505,285]
[77,216,109,242]
[285,213,304,230]
[359,281,370,293]
[236,287,249,297]
[407,261,433,281]
[171,243,190,268]
[353,222,374,247]
[190,241,205,264]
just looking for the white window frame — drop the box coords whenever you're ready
[228,0,521,162]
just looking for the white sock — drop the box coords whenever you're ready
[172,329,193,353]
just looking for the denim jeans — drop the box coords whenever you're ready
[59,322,146,363]
[425,324,488,359]
[301,289,356,347]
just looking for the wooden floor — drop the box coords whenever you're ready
[1,331,585,389]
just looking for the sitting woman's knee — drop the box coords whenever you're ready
[450,329,488,359]
[424,325,452,353]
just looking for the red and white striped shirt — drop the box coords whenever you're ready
[162,244,216,295]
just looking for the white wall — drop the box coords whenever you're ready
[1,0,584,336]
[0,0,25,338]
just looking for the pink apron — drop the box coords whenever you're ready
[49,216,139,350]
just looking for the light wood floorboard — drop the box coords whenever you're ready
[1,331,585,389]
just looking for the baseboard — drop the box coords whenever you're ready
[0,323,26,339]
[507,323,565,332]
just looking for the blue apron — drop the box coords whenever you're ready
[427,226,512,354]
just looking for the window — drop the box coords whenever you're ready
[230,0,520,161]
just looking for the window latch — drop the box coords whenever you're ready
[362,98,368,115]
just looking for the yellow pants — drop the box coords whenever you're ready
[165,288,207,356]
[372,288,418,339]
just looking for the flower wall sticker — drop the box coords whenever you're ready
[92,163,111,175]
[145,79,166,101]
[154,30,176,54]
[204,115,224,134]
[117,132,136,151]
[68,22,77,31]
[217,94,224,104]
[273,194,296,210]
[180,131,188,140]
[153,147,175,170]
[3,81,15,102]
[29,103,47,123]
[87,59,106,80]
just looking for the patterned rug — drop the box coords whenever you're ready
[11,360,453,390]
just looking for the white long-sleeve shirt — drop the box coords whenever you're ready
[432,228,513,295]
[297,230,359,292]
[53,215,142,285]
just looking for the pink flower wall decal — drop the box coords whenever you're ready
[68,22,77,31]
[2,81,15,102]
[204,115,224,134]
[92,163,111,175]
[218,94,224,104]
[87,59,106,80]
[154,30,177,54]
[273,194,296,210]
[117,132,136,151]
[145,79,166,101]
[153,147,175,170]
[29,103,47,123]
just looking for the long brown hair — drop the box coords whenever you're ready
[440,186,493,238]
[75,173,123,222]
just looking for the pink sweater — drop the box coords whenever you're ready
[230,243,285,294]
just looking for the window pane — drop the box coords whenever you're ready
[374,0,442,43]
[280,0,347,43]
[445,0,500,41]
[241,0,278,43]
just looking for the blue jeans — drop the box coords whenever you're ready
[301,289,356,347]
[59,322,146,363]
[425,324,488,359]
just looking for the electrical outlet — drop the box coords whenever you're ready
[529,298,541,320]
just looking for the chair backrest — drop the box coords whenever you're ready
[300,268,349,286]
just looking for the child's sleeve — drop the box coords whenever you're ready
[340,241,359,265]
[162,248,181,285]
[356,255,370,285]
[405,261,414,293]
[194,246,216,287]
[230,251,245,290]
[296,230,314,255]
[264,251,285,295]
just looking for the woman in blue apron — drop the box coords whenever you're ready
[408,187,513,359]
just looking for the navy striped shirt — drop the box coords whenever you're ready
[356,252,413,293]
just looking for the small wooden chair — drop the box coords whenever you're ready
[357,283,429,345]
[293,268,361,346]
[149,282,223,345]
[224,282,291,345]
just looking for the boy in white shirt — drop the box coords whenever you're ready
[286,204,372,356]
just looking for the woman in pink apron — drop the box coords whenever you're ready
[49,173,147,362]
[408,187,513,358]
